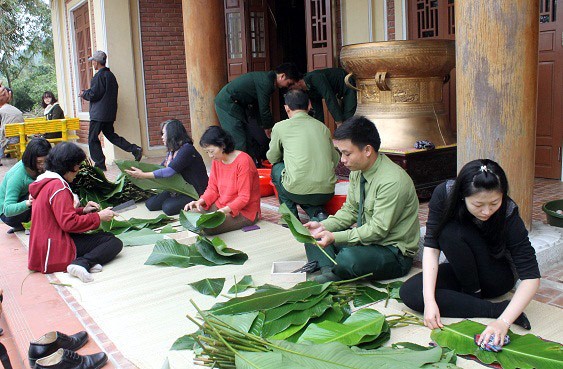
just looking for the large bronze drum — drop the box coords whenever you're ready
[340,40,456,150]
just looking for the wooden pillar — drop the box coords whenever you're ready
[182,0,227,164]
[455,1,539,229]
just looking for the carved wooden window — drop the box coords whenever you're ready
[249,11,266,57]
[415,0,439,38]
[306,0,333,70]
[226,12,243,59]
[447,0,455,35]
[73,2,92,112]
[540,0,557,23]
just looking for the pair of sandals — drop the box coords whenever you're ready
[0,289,13,369]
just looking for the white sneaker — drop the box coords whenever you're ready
[89,264,103,273]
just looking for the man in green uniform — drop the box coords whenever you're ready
[305,116,420,283]
[214,63,301,165]
[293,67,357,126]
[267,90,340,221]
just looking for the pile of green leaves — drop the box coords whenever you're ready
[179,210,226,234]
[115,160,199,200]
[432,320,563,369]
[70,161,155,207]
[176,278,406,349]
[145,236,248,268]
[177,301,459,368]
[188,275,255,298]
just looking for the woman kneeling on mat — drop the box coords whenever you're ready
[400,159,540,347]
[185,126,260,235]
[28,142,123,283]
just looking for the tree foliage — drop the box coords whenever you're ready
[0,0,56,112]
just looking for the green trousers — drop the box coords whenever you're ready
[305,242,412,280]
[271,162,333,219]
[215,100,248,152]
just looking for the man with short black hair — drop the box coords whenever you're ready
[79,50,142,171]
[305,116,420,283]
[267,89,340,220]
[215,63,301,165]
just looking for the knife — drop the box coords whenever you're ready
[111,200,137,213]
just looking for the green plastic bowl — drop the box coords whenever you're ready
[542,199,563,228]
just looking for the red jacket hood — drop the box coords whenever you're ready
[29,171,70,199]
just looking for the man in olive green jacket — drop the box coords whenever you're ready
[214,63,301,164]
[267,90,340,220]
[293,67,357,126]
[305,116,420,283]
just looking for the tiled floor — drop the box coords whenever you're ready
[0,155,562,368]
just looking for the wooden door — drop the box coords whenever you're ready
[305,0,336,132]
[224,0,269,81]
[73,2,92,112]
[408,0,456,136]
[536,0,563,178]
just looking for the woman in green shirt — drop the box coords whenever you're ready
[0,137,51,233]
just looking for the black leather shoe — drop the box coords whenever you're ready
[29,331,89,367]
[35,349,107,369]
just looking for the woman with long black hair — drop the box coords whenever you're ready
[400,159,540,348]
[126,119,208,215]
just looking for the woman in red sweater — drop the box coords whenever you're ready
[185,126,260,234]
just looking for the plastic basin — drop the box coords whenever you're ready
[324,180,349,215]
[257,168,274,197]
[542,199,563,228]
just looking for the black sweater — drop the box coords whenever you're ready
[81,67,118,122]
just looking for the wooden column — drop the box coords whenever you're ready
[182,0,227,164]
[455,1,539,229]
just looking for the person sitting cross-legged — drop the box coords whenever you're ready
[304,116,420,283]
[28,142,123,283]
[266,89,340,221]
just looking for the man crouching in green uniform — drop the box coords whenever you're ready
[266,89,340,221]
[293,67,357,126]
[214,63,301,165]
[304,116,420,283]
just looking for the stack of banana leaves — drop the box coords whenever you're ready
[70,161,155,207]
[172,279,459,368]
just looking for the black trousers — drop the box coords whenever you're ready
[88,120,137,169]
[400,221,515,318]
[0,208,31,230]
[70,231,123,270]
[145,191,195,216]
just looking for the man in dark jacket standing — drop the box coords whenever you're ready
[80,50,142,171]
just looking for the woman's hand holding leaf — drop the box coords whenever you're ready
[423,300,443,330]
[217,206,231,215]
[315,230,335,247]
[125,166,151,179]
[479,319,509,347]
[84,201,101,214]
[98,208,116,222]
[185,198,206,212]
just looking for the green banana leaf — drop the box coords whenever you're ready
[211,311,260,333]
[170,334,198,351]
[298,309,386,346]
[144,239,214,267]
[116,228,164,246]
[228,275,254,294]
[249,312,266,336]
[264,291,329,321]
[261,297,333,337]
[353,345,456,367]
[236,340,458,369]
[158,224,177,234]
[278,203,317,243]
[431,319,563,369]
[209,281,330,315]
[179,210,226,233]
[101,214,171,234]
[195,236,248,265]
[115,160,199,199]
[371,281,403,302]
[189,278,225,297]
[22,220,31,230]
[353,286,388,307]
